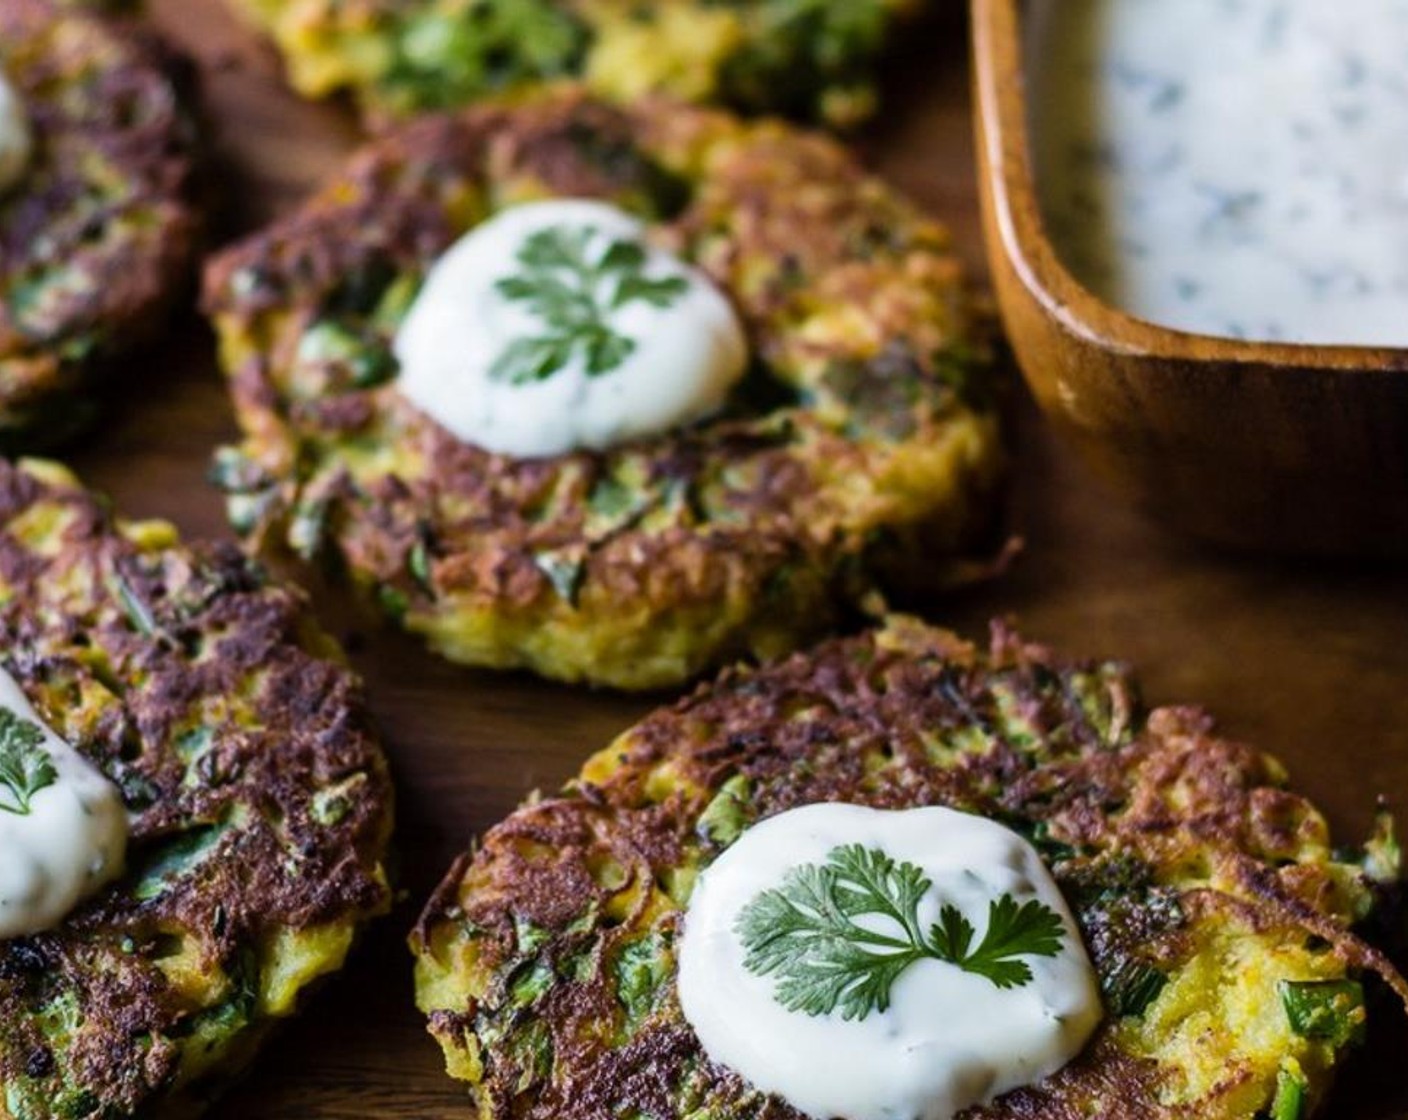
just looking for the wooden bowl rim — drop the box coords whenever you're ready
[971,0,1408,374]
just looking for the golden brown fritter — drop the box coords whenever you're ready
[413,617,1406,1120]
[0,458,394,1118]
[226,0,923,128]
[203,90,1003,690]
[0,0,202,450]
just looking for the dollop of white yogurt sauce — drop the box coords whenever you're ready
[394,199,748,458]
[0,666,127,939]
[678,804,1101,1120]
[0,68,33,194]
[1031,0,1408,346]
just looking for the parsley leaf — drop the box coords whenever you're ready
[736,844,1067,1020]
[489,224,689,385]
[0,706,57,816]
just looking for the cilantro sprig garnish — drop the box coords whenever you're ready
[489,224,689,385]
[0,706,57,816]
[735,844,1066,1020]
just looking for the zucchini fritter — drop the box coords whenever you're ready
[227,0,922,128]
[203,91,1002,690]
[0,459,394,1118]
[412,617,1406,1119]
[0,0,202,451]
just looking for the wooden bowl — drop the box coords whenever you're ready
[971,0,1408,556]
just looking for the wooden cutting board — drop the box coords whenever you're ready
[66,1,1408,1115]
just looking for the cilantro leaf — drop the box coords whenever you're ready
[489,335,576,386]
[736,848,927,1021]
[612,274,689,310]
[582,325,635,376]
[489,223,690,385]
[597,239,645,273]
[932,894,1066,990]
[735,843,1068,1020]
[929,902,975,962]
[0,706,57,816]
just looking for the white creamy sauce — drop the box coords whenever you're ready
[678,804,1101,1120]
[0,68,33,194]
[394,199,748,459]
[1031,0,1408,346]
[0,667,127,940]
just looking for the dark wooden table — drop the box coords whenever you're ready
[63,2,1408,1115]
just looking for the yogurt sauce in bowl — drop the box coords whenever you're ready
[1030,0,1408,346]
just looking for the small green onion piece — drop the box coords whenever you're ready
[696,774,752,846]
[1278,979,1366,1048]
[408,538,433,590]
[1363,810,1402,884]
[1270,1062,1307,1120]
[533,550,585,606]
[377,585,409,620]
[1102,959,1168,1019]
[111,573,157,638]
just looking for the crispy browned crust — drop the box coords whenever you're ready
[224,0,922,129]
[412,618,1405,1119]
[0,0,203,448]
[0,459,393,1116]
[203,90,1003,688]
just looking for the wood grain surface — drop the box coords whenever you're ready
[60,2,1408,1116]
